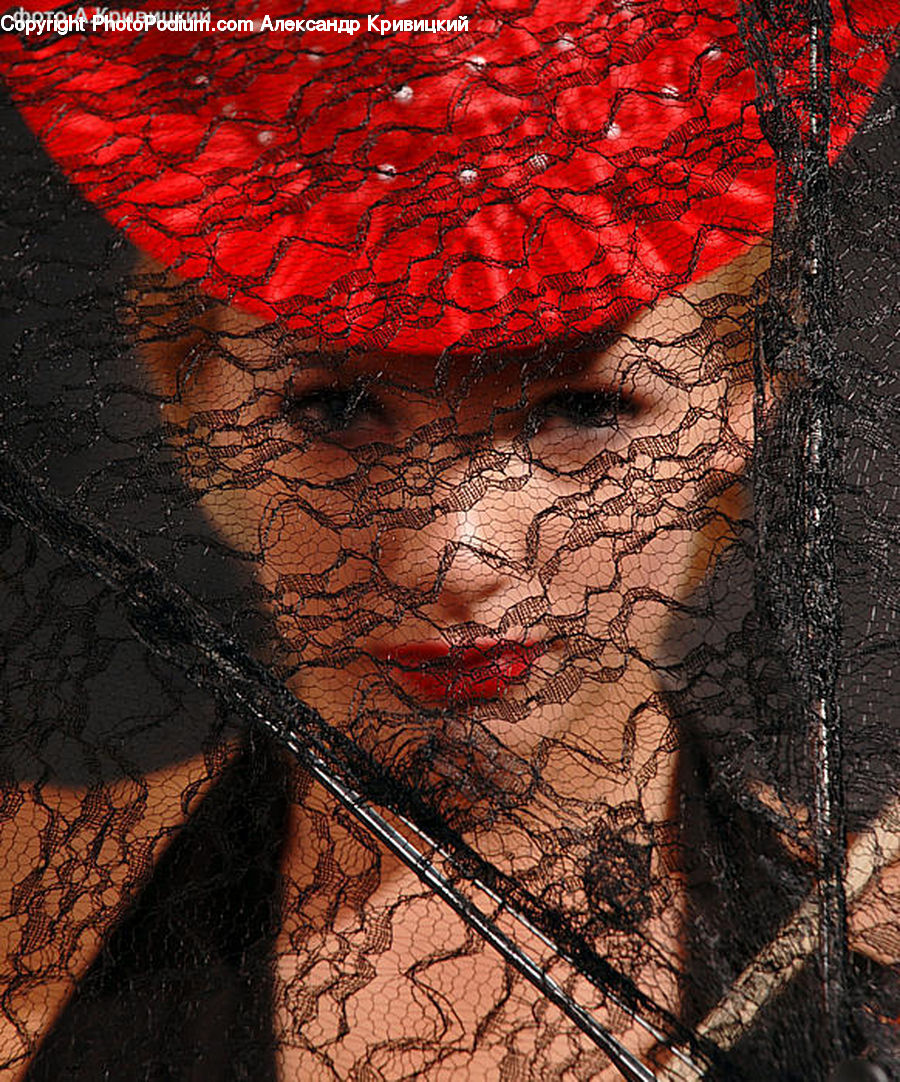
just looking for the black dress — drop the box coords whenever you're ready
[23,740,900,1082]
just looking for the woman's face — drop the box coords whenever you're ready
[152,252,761,821]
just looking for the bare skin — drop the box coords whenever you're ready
[0,757,231,1079]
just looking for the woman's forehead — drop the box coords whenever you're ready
[210,279,738,390]
[136,240,768,404]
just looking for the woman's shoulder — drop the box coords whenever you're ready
[21,748,287,1082]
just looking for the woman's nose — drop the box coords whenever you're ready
[433,501,510,622]
[374,464,533,627]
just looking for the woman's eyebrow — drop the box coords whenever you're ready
[270,327,636,395]
[279,348,352,377]
[515,330,631,389]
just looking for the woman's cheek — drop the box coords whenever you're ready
[258,492,344,578]
[192,434,356,568]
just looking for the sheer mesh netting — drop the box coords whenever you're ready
[1,2,899,1080]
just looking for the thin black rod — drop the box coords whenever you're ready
[804,0,849,1053]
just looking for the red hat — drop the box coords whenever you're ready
[2,0,897,353]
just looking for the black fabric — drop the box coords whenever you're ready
[24,747,285,1082]
[19,736,899,1080]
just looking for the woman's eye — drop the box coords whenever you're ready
[524,388,637,471]
[281,385,383,436]
[533,389,629,431]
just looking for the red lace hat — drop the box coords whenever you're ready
[2,0,897,353]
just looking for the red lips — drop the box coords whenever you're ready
[377,641,545,704]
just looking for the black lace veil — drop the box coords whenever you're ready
[2,5,899,1080]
